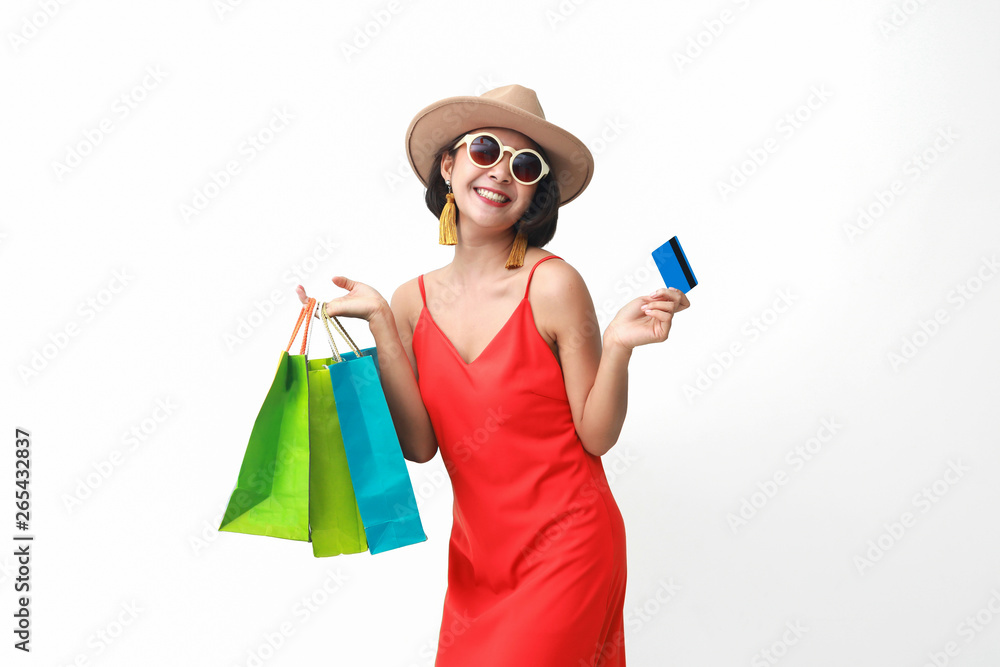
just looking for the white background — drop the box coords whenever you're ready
[2,1,999,665]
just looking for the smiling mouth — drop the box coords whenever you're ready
[474,187,510,204]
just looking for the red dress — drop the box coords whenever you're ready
[414,254,628,666]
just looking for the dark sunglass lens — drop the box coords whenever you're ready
[512,154,542,183]
[469,136,500,166]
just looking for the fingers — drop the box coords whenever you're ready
[644,287,683,300]
[332,275,354,290]
[641,301,674,320]
[297,285,323,319]
[644,287,690,311]
[641,299,678,314]
[298,277,359,320]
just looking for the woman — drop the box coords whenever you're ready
[297,84,690,666]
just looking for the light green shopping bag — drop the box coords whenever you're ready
[219,298,367,556]
[307,305,367,556]
[218,298,315,541]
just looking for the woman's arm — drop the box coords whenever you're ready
[533,261,628,456]
[534,261,687,457]
[579,336,633,457]
[368,281,439,464]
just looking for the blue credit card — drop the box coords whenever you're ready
[652,236,697,293]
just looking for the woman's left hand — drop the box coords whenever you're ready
[605,287,691,350]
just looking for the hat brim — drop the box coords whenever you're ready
[405,95,594,206]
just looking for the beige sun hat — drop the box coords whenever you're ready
[404,84,594,206]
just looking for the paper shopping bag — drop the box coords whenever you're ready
[306,306,367,557]
[324,317,428,555]
[218,299,315,541]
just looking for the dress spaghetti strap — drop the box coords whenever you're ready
[524,254,563,298]
[420,255,561,306]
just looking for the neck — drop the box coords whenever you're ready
[448,223,519,283]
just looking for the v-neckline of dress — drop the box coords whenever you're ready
[419,298,529,366]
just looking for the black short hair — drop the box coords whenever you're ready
[423,137,561,250]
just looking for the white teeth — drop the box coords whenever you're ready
[475,188,509,203]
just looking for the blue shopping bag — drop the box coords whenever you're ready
[322,315,427,555]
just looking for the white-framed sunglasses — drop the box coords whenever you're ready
[452,132,551,186]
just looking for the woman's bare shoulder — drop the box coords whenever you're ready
[527,251,587,294]
[390,275,427,332]
[527,252,592,325]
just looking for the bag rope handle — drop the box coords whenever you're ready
[285,297,316,354]
[318,302,343,363]
[318,302,365,359]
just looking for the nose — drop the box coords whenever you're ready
[486,150,512,183]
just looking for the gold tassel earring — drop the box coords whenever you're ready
[438,179,457,245]
[505,227,528,269]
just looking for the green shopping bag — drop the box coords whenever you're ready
[218,298,315,541]
[308,305,367,556]
[219,298,368,557]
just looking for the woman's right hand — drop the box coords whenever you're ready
[296,276,388,323]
